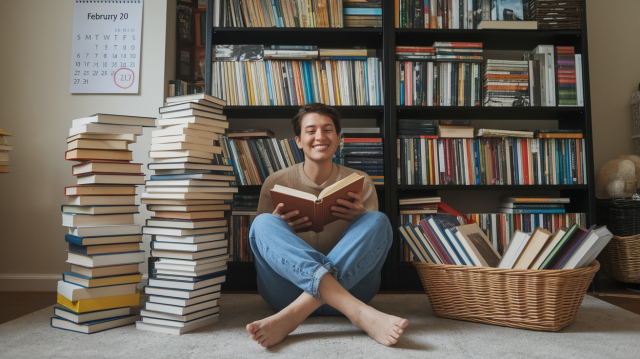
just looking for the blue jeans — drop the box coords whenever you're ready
[249,211,393,316]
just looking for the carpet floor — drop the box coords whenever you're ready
[0,294,638,358]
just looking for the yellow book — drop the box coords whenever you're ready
[57,292,139,313]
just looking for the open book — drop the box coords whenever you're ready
[270,173,365,233]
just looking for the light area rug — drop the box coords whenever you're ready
[0,294,638,359]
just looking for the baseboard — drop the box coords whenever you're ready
[0,274,149,292]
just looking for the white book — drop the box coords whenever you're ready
[145,180,230,187]
[76,174,145,185]
[151,135,214,146]
[144,284,221,299]
[141,313,219,329]
[159,103,223,114]
[159,122,226,134]
[151,240,227,252]
[149,150,214,160]
[53,306,131,324]
[141,192,234,200]
[66,251,145,268]
[148,292,220,306]
[143,227,228,236]
[148,277,224,291]
[68,224,141,237]
[136,314,219,335]
[69,123,143,137]
[156,116,229,130]
[562,226,613,269]
[72,114,155,127]
[67,195,136,206]
[57,281,137,301]
[497,230,531,269]
[151,156,212,164]
[152,233,227,243]
[150,142,221,154]
[575,54,584,106]
[150,248,228,261]
[154,265,227,277]
[157,255,229,266]
[53,315,139,334]
[144,299,218,315]
[152,126,219,139]
[62,213,134,227]
[145,186,237,193]
[140,307,219,322]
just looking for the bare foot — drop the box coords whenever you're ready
[246,309,305,348]
[351,305,409,346]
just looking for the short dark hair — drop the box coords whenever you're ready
[292,103,341,137]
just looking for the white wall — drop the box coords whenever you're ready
[0,0,174,291]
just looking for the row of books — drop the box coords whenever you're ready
[397,136,588,186]
[219,134,305,186]
[230,211,257,262]
[397,44,582,107]
[53,114,156,334]
[0,127,12,173]
[136,93,235,335]
[213,0,345,28]
[210,58,384,106]
[399,214,611,271]
[168,79,205,97]
[213,0,382,28]
[336,129,384,184]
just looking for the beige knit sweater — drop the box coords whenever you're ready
[256,162,378,255]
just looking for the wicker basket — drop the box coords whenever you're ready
[596,199,640,237]
[414,260,600,331]
[597,234,640,283]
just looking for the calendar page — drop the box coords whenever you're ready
[70,0,143,94]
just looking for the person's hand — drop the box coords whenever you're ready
[272,203,312,231]
[331,192,366,222]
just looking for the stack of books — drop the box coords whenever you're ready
[211,45,382,106]
[398,197,441,261]
[483,59,530,107]
[529,0,582,30]
[220,132,305,186]
[136,93,234,335]
[0,128,13,173]
[399,119,437,137]
[555,46,578,106]
[53,114,155,334]
[339,127,383,185]
[344,0,382,27]
[498,196,568,215]
[213,0,344,28]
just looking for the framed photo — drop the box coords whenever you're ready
[177,4,194,43]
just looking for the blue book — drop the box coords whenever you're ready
[265,62,274,105]
[62,272,142,288]
[344,8,382,15]
[64,233,141,246]
[426,216,465,265]
[51,314,138,334]
[397,225,427,263]
[444,228,472,266]
[408,225,438,263]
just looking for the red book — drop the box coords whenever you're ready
[521,139,529,185]
[418,219,454,265]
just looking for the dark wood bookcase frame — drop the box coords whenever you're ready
[204,0,596,291]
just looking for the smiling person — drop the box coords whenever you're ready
[245,103,408,347]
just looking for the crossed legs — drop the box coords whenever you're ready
[245,212,409,347]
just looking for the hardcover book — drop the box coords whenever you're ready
[270,173,365,233]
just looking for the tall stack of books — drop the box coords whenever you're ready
[0,128,13,173]
[483,59,530,107]
[220,130,305,186]
[344,0,382,27]
[53,114,155,334]
[136,93,235,335]
[529,0,582,30]
[214,0,344,28]
[339,127,383,185]
[211,45,382,106]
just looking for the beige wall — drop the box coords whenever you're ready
[587,0,640,173]
[0,0,174,290]
[0,1,637,290]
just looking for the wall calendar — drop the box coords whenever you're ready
[70,0,144,94]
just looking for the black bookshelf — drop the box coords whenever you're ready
[205,0,596,291]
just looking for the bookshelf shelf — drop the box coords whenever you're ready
[206,0,595,291]
[394,29,583,50]
[397,185,589,190]
[212,27,383,48]
[396,106,585,120]
[224,106,384,119]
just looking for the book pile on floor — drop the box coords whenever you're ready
[0,128,13,173]
[529,0,582,30]
[211,45,383,106]
[219,129,305,186]
[483,59,530,107]
[338,127,384,185]
[344,0,381,27]
[136,93,235,335]
[53,114,155,334]
[398,213,611,269]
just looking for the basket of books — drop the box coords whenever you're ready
[597,234,640,283]
[399,213,611,331]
